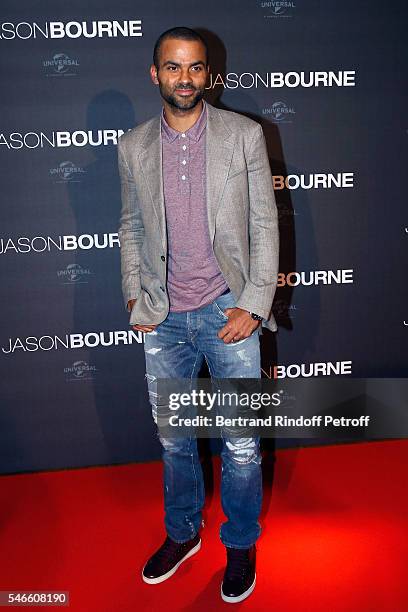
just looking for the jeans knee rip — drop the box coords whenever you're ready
[225,438,260,465]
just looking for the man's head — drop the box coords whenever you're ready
[150,27,209,112]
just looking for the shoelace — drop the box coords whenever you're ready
[155,537,187,562]
[226,548,250,579]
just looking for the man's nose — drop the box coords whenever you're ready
[179,68,193,83]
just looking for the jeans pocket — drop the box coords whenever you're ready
[213,300,229,320]
[213,291,236,321]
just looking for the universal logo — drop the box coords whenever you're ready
[57,263,92,284]
[42,52,79,77]
[49,161,86,182]
[262,101,295,122]
[279,391,297,405]
[277,203,297,226]
[260,1,296,18]
[64,360,97,382]
[273,299,299,319]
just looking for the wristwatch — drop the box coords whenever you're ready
[250,312,263,321]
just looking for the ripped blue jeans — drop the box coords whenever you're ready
[143,290,262,549]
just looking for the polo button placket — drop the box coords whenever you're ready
[179,134,189,193]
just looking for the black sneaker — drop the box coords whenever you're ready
[142,533,201,584]
[221,545,256,603]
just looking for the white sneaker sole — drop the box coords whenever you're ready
[221,573,256,603]
[142,539,201,584]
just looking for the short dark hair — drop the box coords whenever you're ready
[153,27,209,69]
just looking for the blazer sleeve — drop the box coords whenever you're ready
[117,137,145,310]
[235,123,279,320]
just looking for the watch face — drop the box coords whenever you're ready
[251,312,263,321]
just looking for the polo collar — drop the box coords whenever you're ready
[161,99,207,143]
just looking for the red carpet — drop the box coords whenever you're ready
[0,440,406,611]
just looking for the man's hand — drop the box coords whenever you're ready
[218,308,260,343]
[127,299,158,333]
[127,299,137,312]
[133,323,158,333]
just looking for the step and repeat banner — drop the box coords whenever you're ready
[1,1,406,473]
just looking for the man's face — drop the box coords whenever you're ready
[150,38,209,111]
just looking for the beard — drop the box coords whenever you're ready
[157,80,205,111]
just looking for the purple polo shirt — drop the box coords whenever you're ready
[161,99,229,312]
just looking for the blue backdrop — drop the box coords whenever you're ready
[0,1,407,473]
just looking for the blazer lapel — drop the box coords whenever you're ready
[138,116,167,250]
[206,102,235,243]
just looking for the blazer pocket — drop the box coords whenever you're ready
[140,273,157,297]
[227,166,247,180]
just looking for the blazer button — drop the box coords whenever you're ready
[161,255,165,261]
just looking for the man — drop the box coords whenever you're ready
[118,26,279,603]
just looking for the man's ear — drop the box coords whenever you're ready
[150,64,159,85]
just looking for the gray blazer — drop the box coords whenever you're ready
[118,101,279,332]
